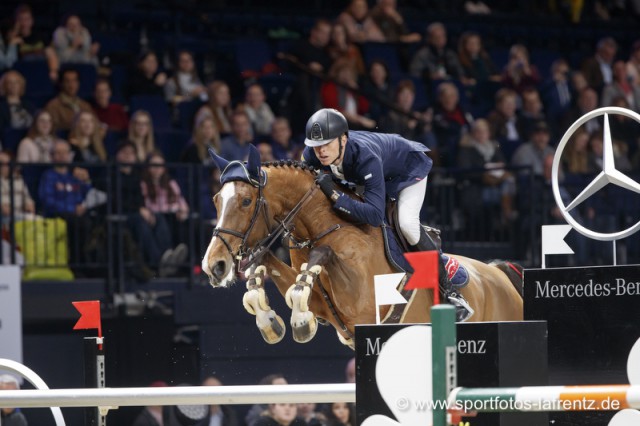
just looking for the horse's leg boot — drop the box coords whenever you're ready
[243,265,286,344]
[412,231,474,322]
[287,263,321,343]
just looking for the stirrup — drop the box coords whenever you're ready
[447,291,474,322]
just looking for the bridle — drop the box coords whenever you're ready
[211,170,320,274]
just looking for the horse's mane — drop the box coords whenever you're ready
[262,160,319,176]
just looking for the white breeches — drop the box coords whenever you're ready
[397,176,428,246]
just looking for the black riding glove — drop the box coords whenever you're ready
[316,173,343,203]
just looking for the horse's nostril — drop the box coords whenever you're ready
[213,260,226,280]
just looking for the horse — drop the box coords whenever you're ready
[201,145,523,349]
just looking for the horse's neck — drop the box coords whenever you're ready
[266,168,339,240]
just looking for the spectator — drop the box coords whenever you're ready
[0,151,35,222]
[68,111,107,163]
[16,110,58,163]
[431,81,473,166]
[0,30,19,71]
[220,111,255,161]
[345,357,356,383]
[608,96,639,152]
[239,83,275,137]
[52,14,99,66]
[44,68,93,131]
[296,403,323,426]
[0,374,28,426]
[361,60,394,122]
[141,151,190,249]
[164,50,207,104]
[511,120,555,177]
[245,374,288,426]
[253,404,305,426]
[486,88,521,144]
[588,131,631,173]
[131,381,181,426]
[195,81,233,137]
[369,0,421,43]
[626,40,640,86]
[321,403,356,426]
[113,142,186,278]
[195,377,238,426]
[457,31,500,85]
[541,59,573,130]
[379,79,435,147]
[501,44,541,95]
[560,128,590,174]
[561,87,601,134]
[457,118,517,223]
[127,110,157,162]
[518,88,547,141]
[327,22,365,76]
[11,4,60,81]
[409,22,464,83]
[287,19,332,133]
[256,141,275,162]
[321,60,375,130]
[601,60,640,110]
[182,116,220,163]
[92,79,129,132]
[38,139,97,270]
[581,37,617,93]
[0,70,35,133]
[336,0,385,43]
[128,51,167,99]
[268,117,299,160]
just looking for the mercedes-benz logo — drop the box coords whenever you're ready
[552,106,640,241]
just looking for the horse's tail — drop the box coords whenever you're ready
[489,260,524,297]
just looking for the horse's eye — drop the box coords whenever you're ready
[242,198,252,207]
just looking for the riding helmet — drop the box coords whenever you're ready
[304,108,349,147]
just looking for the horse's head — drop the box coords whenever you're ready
[202,146,270,287]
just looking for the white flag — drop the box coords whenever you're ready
[374,273,407,324]
[542,224,574,256]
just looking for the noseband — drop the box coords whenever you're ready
[212,175,319,274]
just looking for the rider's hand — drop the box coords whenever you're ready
[316,173,342,203]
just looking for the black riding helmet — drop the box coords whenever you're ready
[304,108,349,147]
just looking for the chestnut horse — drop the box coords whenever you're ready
[202,147,523,349]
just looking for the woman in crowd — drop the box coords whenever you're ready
[128,51,167,98]
[181,116,220,164]
[164,50,207,104]
[127,110,156,162]
[195,80,233,137]
[52,14,99,65]
[68,111,107,163]
[501,44,540,95]
[0,70,35,133]
[457,31,500,85]
[336,0,385,43]
[0,151,35,222]
[253,404,306,426]
[16,110,58,163]
[322,403,356,426]
[327,22,365,76]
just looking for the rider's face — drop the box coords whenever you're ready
[313,136,344,166]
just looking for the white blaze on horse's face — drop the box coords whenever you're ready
[202,182,237,288]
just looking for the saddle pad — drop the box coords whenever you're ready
[382,225,412,273]
[442,254,469,288]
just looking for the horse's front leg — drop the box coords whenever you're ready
[285,245,360,345]
[242,265,286,344]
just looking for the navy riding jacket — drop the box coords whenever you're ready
[302,131,432,226]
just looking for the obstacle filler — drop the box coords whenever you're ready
[431,305,640,426]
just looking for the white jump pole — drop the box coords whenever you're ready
[0,383,355,409]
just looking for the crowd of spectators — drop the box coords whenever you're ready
[1,0,640,277]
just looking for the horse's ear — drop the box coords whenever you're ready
[208,147,229,171]
[247,144,261,182]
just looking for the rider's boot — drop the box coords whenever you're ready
[412,230,474,322]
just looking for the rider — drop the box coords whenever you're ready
[301,108,473,321]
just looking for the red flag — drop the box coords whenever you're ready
[404,251,440,305]
[72,301,102,338]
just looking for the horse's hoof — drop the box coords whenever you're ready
[291,311,318,343]
[258,312,286,344]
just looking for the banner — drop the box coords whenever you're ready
[0,266,22,364]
